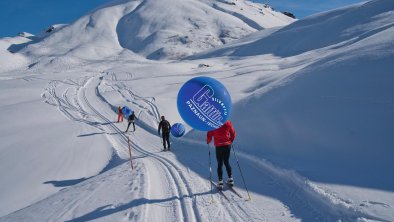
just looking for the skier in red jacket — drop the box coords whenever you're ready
[207,120,236,189]
[117,106,123,123]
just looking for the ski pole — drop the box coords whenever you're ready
[128,136,134,170]
[159,134,164,150]
[232,143,251,201]
[207,143,214,203]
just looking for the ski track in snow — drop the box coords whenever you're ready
[90,74,253,222]
[2,70,382,222]
[77,74,258,222]
[5,72,268,221]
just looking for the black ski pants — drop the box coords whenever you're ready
[216,145,232,181]
[126,121,135,132]
[162,132,170,149]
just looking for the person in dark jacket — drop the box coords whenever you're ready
[207,120,236,189]
[158,116,171,151]
[125,112,138,132]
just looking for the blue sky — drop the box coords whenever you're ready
[0,0,366,38]
[0,0,108,37]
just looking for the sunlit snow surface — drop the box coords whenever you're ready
[0,0,393,221]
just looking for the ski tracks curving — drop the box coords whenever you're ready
[38,73,324,221]
[76,75,202,221]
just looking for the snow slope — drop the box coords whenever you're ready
[0,0,393,221]
[0,35,31,72]
[192,0,394,59]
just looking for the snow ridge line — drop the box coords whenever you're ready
[212,3,263,31]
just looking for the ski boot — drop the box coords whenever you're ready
[218,180,224,190]
[227,177,234,187]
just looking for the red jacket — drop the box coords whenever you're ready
[207,121,236,147]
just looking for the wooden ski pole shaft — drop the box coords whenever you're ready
[128,136,134,170]
[208,144,214,203]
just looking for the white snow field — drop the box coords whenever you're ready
[0,0,393,221]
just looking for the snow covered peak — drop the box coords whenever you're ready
[192,0,394,58]
[15,0,293,61]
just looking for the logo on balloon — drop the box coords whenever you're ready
[177,76,231,131]
[171,123,185,137]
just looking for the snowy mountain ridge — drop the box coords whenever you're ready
[1,0,293,69]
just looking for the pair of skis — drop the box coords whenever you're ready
[210,181,244,201]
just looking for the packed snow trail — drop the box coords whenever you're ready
[1,74,269,221]
[2,70,388,221]
[96,71,385,221]
[84,74,260,221]
[78,75,200,221]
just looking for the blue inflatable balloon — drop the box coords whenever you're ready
[122,106,133,118]
[177,76,231,131]
[171,123,185,137]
